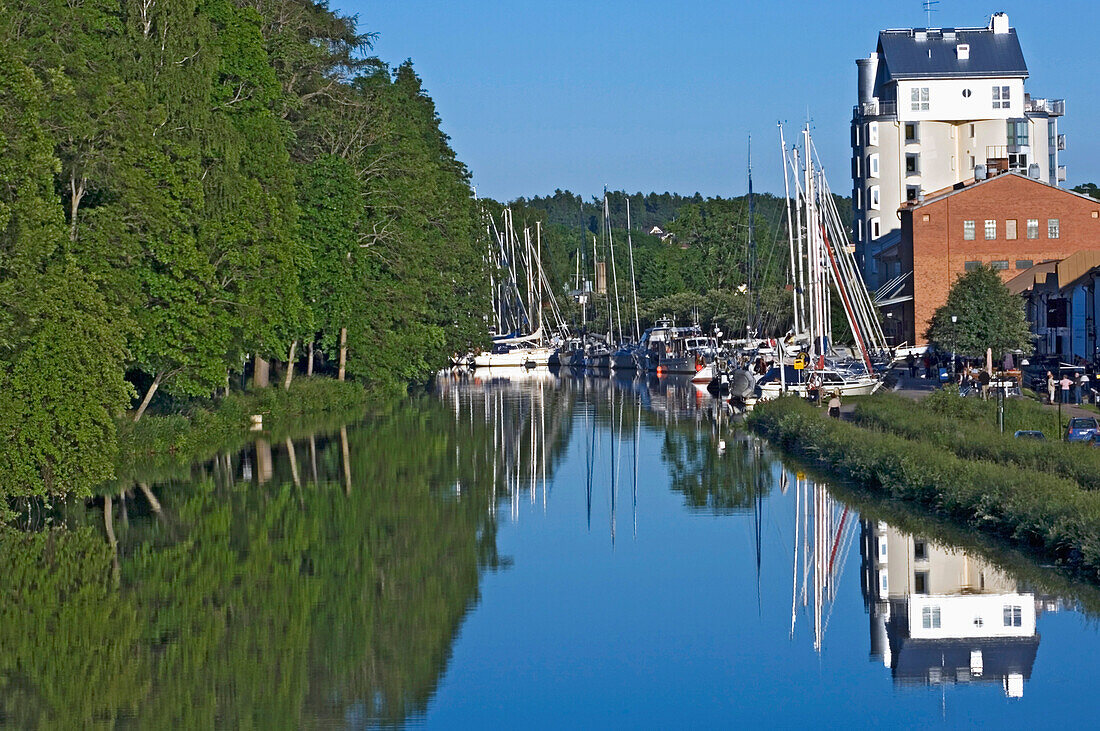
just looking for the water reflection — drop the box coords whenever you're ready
[861,520,1043,698]
[4,369,1100,725]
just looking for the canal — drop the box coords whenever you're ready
[4,370,1100,726]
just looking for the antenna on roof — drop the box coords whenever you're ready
[922,0,940,27]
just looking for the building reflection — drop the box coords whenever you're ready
[860,520,1040,698]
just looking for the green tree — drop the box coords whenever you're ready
[1072,182,1100,201]
[0,45,132,502]
[926,265,1032,358]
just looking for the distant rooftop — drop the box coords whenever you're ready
[877,17,1028,80]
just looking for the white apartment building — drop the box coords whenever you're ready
[851,12,1065,288]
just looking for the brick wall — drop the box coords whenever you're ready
[903,174,1100,345]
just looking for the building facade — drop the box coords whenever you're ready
[851,13,1065,289]
[877,173,1100,347]
[1009,250,1100,362]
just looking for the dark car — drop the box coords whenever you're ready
[1013,430,1046,440]
[1065,417,1100,442]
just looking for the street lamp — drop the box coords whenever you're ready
[950,315,958,377]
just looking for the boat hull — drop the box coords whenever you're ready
[758,377,882,401]
[473,347,555,368]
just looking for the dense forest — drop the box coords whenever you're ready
[0,1,488,502]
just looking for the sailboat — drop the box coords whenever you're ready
[758,124,888,400]
[475,213,568,368]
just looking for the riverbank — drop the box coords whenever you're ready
[114,379,373,482]
[748,395,1100,583]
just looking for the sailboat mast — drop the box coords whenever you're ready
[605,192,624,345]
[536,220,544,343]
[626,199,641,342]
[779,123,800,337]
[747,135,757,337]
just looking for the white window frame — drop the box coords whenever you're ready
[922,605,942,629]
[868,153,880,178]
[1048,218,1060,239]
[963,220,976,240]
[867,121,879,147]
[984,219,997,240]
[870,217,881,239]
[910,86,929,112]
[870,185,881,210]
[993,85,1011,110]
[1027,219,1039,239]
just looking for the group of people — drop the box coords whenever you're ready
[1045,370,1093,405]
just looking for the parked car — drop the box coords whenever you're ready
[1065,417,1100,442]
[1013,430,1046,440]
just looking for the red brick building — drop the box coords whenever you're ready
[875,173,1100,346]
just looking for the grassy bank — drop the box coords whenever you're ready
[850,391,1100,491]
[748,397,1100,583]
[114,379,373,482]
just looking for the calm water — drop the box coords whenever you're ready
[3,370,1100,727]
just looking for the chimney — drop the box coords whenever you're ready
[990,12,1009,34]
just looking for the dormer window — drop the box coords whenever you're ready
[956,44,970,60]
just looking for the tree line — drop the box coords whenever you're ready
[0,0,488,502]
[485,189,851,338]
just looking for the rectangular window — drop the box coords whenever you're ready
[906,185,920,202]
[914,571,929,594]
[867,121,879,147]
[1003,605,1022,627]
[963,220,976,240]
[905,123,919,143]
[910,86,929,112]
[855,187,861,208]
[1027,219,1039,239]
[1049,218,1060,238]
[914,540,928,561]
[852,156,861,178]
[1016,259,1033,270]
[870,217,881,239]
[870,185,880,210]
[868,153,879,178]
[1007,119,1029,147]
[993,85,1011,109]
[991,260,1009,270]
[969,155,976,170]
[964,261,982,271]
[985,219,997,240]
[1006,219,1017,240]
[906,153,920,175]
[969,123,976,138]
[922,605,942,629]
[851,124,860,147]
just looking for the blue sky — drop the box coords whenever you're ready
[347,1,1096,201]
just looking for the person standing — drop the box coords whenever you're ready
[828,392,842,419]
[1082,371,1092,404]
[979,369,991,400]
[1060,372,1073,404]
[1046,371,1056,404]
[1074,372,1084,405]
[906,352,917,379]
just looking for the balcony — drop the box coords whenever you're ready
[1024,97,1066,116]
[1058,134,1066,151]
[1058,165,1067,182]
[853,99,897,118]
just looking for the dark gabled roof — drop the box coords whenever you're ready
[878,27,1028,80]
